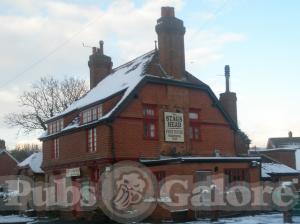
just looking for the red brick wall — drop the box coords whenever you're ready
[113,83,236,159]
[42,125,111,169]
[261,150,296,169]
[43,82,237,168]
[149,162,260,220]
[0,152,18,176]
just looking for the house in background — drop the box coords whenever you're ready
[18,152,44,178]
[267,131,300,149]
[266,131,300,170]
[249,147,297,169]
[18,152,44,213]
[249,150,300,188]
[0,140,18,184]
[40,7,261,221]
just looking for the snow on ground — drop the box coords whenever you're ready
[186,213,300,224]
[0,215,34,223]
[0,213,299,223]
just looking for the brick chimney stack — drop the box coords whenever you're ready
[155,7,186,79]
[88,40,113,89]
[219,65,238,125]
[0,139,6,149]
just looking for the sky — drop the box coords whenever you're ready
[0,0,299,149]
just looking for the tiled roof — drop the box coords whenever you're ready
[40,50,241,140]
[267,137,300,149]
[261,162,299,178]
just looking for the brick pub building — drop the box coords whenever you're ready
[40,7,261,221]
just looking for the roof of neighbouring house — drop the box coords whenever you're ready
[261,162,299,178]
[267,137,300,149]
[40,50,241,140]
[0,149,18,164]
[249,147,297,154]
[18,152,44,174]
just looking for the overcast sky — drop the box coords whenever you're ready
[0,0,299,149]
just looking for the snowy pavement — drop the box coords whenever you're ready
[0,215,34,223]
[1,213,300,223]
[187,213,300,224]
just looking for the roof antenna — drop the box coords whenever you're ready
[225,65,230,93]
[82,42,92,48]
[154,40,158,51]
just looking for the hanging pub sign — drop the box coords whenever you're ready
[164,112,184,142]
[66,167,81,177]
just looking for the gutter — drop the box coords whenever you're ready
[104,121,116,163]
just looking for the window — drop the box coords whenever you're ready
[189,109,201,141]
[48,119,64,135]
[82,105,103,124]
[143,105,158,140]
[87,128,97,152]
[53,138,59,159]
[154,171,166,193]
[90,168,100,183]
[154,171,166,183]
[224,169,250,184]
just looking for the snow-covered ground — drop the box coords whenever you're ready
[0,215,34,223]
[187,213,300,224]
[1,213,299,223]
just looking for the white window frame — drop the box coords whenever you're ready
[54,138,59,159]
[88,128,97,152]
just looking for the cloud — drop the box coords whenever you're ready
[0,0,245,148]
[185,29,245,69]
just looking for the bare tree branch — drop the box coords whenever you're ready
[5,76,88,134]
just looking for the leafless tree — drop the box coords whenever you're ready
[5,76,88,133]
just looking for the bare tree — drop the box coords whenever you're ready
[5,76,88,133]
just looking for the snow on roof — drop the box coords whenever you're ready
[51,50,155,121]
[261,162,299,178]
[249,147,297,152]
[18,152,44,174]
[268,137,300,148]
[62,116,80,131]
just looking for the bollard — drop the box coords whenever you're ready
[283,210,293,223]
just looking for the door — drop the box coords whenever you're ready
[194,171,212,219]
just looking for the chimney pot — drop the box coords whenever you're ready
[92,47,96,54]
[0,139,6,149]
[99,40,104,55]
[88,40,112,89]
[161,7,175,17]
[289,131,293,138]
[156,7,185,79]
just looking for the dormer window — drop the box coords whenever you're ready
[48,119,64,135]
[81,104,103,124]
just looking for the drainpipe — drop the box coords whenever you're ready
[104,122,116,163]
[104,122,116,221]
